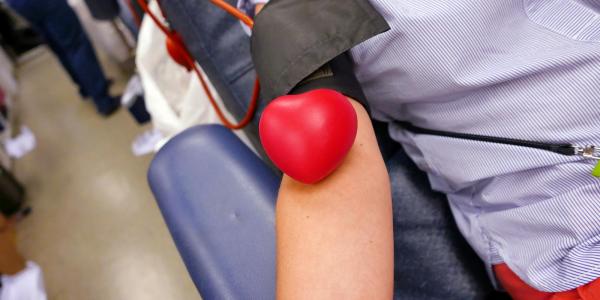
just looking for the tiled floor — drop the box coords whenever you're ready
[12,48,200,300]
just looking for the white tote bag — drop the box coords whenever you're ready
[136,1,255,151]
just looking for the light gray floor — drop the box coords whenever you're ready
[13,48,200,300]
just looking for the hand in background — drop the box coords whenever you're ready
[255,4,265,15]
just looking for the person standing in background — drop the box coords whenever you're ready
[6,0,120,117]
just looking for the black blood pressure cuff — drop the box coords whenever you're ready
[250,0,390,110]
[290,52,370,113]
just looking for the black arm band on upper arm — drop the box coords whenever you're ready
[250,0,390,112]
[290,52,370,114]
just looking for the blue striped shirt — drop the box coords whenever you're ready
[240,0,600,292]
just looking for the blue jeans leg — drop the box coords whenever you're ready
[163,0,268,160]
[8,0,113,113]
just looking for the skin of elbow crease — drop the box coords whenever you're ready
[275,100,394,299]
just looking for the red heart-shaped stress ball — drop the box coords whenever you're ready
[259,89,358,184]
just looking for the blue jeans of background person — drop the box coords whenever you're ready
[117,0,138,37]
[7,0,116,115]
[163,0,500,298]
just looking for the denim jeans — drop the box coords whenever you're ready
[7,0,114,112]
[163,1,499,298]
[387,148,501,299]
[163,0,266,160]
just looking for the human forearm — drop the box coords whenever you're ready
[275,99,394,299]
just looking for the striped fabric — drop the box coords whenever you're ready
[241,0,600,292]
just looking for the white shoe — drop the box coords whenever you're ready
[132,128,164,156]
[5,126,36,159]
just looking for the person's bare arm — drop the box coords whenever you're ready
[276,99,394,299]
[252,4,392,297]
[0,214,25,275]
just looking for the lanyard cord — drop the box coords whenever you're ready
[135,0,260,130]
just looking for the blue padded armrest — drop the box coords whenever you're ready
[148,125,279,299]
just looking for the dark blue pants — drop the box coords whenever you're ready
[7,0,114,113]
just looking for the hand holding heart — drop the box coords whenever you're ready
[259,89,358,184]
